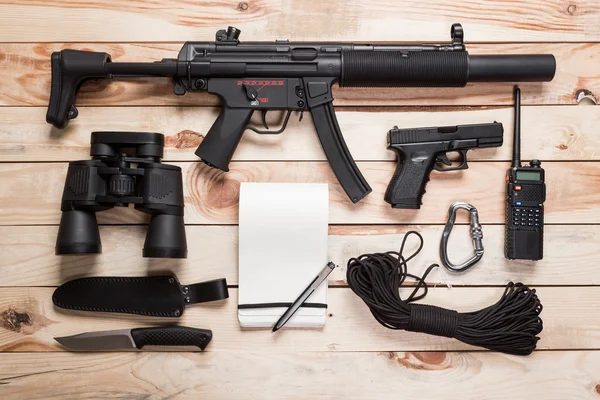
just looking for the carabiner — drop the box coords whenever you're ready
[440,202,484,272]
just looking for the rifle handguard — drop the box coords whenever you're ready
[341,51,469,87]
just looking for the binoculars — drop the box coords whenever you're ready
[56,132,188,258]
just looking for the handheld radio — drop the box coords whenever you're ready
[505,87,545,260]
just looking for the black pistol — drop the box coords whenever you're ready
[385,122,504,208]
[45,24,555,203]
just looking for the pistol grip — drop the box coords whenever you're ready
[384,150,436,209]
[46,50,111,129]
[195,107,254,171]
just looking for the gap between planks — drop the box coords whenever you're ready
[1,351,599,399]
[0,286,598,352]
[0,0,598,42]
[0,225,598,286]
[0,106,597,163]
[1,43,598,106]
[0,161,598,225]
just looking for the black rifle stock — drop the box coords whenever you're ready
[46,25,556,203]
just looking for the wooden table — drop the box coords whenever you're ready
[1,1,599,399]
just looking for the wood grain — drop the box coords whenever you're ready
[0,43,598,107]
[0,287,598,352]
[0,161,598,225]
[0,0,599,42]
[0,225,598,287]
[0,0,598,397]
[1,351,600,400]
[1,105,598,162]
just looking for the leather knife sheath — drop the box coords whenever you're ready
[53,275,229,317]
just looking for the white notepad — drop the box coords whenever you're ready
[238,183,329,328]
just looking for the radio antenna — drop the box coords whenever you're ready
[512,86,522,168]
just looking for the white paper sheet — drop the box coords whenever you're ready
[238,183,329,328]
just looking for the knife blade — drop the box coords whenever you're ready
[55,326,213,351]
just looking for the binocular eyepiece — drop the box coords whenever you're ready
[56,132,188,258]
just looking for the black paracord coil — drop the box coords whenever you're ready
[346,231,543,356]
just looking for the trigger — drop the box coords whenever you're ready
[436,153,452,166]
[261,110,269,129]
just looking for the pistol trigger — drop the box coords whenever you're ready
[298,110,304,122]
[435,150,469,171]
[436,153,452,166]
[261,110,269,130]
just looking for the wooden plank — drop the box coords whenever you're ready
[1,225,598,287]
[1,105,599,162]
[0,161,598,225]
[0,43,598,107]
[0,0,599,42]
[0,287,599,352]
[1,351,600,400]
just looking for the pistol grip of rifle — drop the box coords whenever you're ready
[195,107,254,171]
[384,150,436,209]
[310,101,371,203]
[46,50,111,129]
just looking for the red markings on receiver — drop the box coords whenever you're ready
[237,80,284,86]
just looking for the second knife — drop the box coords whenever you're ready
[55,326,213,351]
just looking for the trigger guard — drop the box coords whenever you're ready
[434,152,468,171]
[246,110,292,135]
[433,161,445,172]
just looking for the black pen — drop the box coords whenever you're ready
[272,262,337,333]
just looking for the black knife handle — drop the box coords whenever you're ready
[130,326,213,350]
